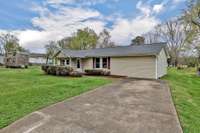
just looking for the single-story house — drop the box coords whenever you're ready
[53,43,169,79]
[29,53,46,65]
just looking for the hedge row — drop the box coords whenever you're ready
[41,65,111,77]
[41,65,82,77]
[85,69,110,76]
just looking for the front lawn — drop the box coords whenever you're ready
[163,68,200,133]
[0,67,111,128]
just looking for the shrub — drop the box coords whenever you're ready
[57,66,73,76]
[177,66,184,70]
[85,69,110,76]
[47,66,57,75]
[101,70,110,76]
[70,71,83,77]
[41,65,49,72]
[188,62,196,67]
[41,65,73,76]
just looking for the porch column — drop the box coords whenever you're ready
[64,59,66,66]
[69,58,72,67]
[80,58,82,70]
[100,57,102,69]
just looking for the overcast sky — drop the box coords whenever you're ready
[0,0,186,53]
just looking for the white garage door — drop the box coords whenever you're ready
[110,56,156,79]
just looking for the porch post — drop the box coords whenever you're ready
[100,57,102,69]
[69,57,72,67]
[80,58,82,70]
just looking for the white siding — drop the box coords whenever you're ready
[82,58,93,70]
[0,56,4,64]
[157,48,168,78]
[110,56,156,79]
[29,57,46,64]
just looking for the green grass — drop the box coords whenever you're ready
[163,68,200,133]
[0,67,111,128]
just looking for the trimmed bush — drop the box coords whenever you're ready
[41,65,73,76]
[70,71,83,77]
[85,69,110,76]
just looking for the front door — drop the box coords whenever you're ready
[76,59,82,72]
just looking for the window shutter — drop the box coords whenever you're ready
[108,57,110,69]
[93,58,95,68]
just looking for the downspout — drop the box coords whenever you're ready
[155,55,158,79]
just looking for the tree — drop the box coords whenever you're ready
[58,28,115,50]
[0,33,24,55]
[58,37,73,49]
[143,27,161,44]
[67,27,98,50]
[131,36,145,45]
[156,20,188,66]
[97,29,115,48]
[182,0,200,65]
[45,41,58,64]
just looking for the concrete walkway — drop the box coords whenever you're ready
[1,79,182,133]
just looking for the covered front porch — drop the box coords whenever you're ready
[55,57,82,72]
[54,57,111,72]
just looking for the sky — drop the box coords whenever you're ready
[0,0,187,53]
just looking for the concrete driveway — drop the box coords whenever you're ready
[1,79,182,133]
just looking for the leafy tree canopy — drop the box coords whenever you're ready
[0,33,27,54]
[131,36,145,45]
[60,28,98,50]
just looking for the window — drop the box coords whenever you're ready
[66,59,70,65]
[93,57,110,69]
[102,58,107,68]
[95,58,100,68]
[77,59,80,68]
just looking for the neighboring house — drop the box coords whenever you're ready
[5,52,29,68]
[0,54,4,65]
[53,43,169,79]
[29,53,46,65]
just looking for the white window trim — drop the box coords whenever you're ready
[94,57,101,69]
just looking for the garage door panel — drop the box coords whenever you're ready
[110,57,156,79]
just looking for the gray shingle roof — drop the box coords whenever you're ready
[58,43,167,58]
[30,53,46,58]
